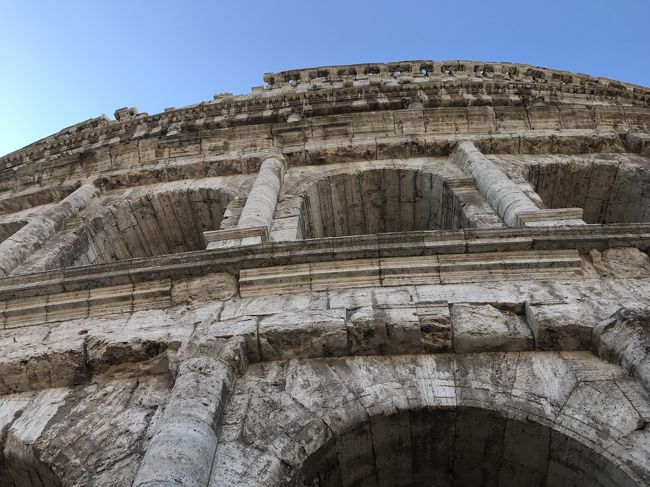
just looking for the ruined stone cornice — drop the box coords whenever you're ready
[0,129,628,206]
[2,60,648,169]
[1,223,649,307]
[264,60,650,95]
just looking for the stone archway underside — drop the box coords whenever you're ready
[299,168,475,238]
[299,407,632,487]
[211,352,650,487]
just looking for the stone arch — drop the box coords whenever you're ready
[297,407,637,487]
[73,185,237,266]
[211,354,649,486]
[527,155,650,224]
[16,180,241,271]
[285,164,499,239]
[0,448,62,487]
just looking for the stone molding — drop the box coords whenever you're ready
[2,57,648,173]
[264,60,650,95]
[239,249,582,297]
[203,226,269,248]
[0,223,647,310]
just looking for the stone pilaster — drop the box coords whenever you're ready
[205,155,286,248]
[133,338,248,487]
[452,141,585,227]
[237,156,286,239]
[0,183,98,276]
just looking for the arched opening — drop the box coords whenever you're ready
[0,460,61,487]
[17,186,235,271]
[72,187,234,266]
[527,156,650,224]
[297,407,637,487]
[300,169,478,238]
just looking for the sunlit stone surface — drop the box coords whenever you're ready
[0,60,649,486]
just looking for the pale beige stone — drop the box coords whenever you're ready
[0,59,648,487]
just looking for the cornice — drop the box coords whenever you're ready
[2,60,648,169]
[0,223,649,304]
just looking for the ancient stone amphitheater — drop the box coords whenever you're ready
[0,59,649,486]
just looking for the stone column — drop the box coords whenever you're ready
[133,338,247,487]
[452,141,584,227]
[238,156,285,232]
[205,156,286,248]
[0,183,98,276]
[452,141,539,226]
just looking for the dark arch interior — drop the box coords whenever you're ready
[528,158,650,224]
[71,187,233,266]
[297,407,637,487]
[300,169,471,238]
[17,187,233,271]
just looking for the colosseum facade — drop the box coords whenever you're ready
[0,60,649,486]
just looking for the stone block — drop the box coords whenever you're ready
[594,306,650,392]
[346,305,421,355]
[416,302,452,352]
[451,303,533,353]
[258,310,347,360]
[525,302,595,351]
[171,273,238,304]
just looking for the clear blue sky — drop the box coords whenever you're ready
[1,0,648,157]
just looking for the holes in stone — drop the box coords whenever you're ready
[338,68,357,77]
[297,407,636,487]
[300,169,467,238]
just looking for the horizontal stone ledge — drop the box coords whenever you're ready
[239,249,582,297]
[194,299,610,365]
[0,273,237,330]
[3,125,631,188]
[203,226,268,244]
[516,207,585,226]
[0,223,648,303]
[0,297,625,396]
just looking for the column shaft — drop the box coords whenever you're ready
[237,156,285,245]
[452,142,540,226]
[0,183,98,276]
[238,156,285,230]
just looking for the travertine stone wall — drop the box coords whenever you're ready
[213,353,647,486]
[487,153,650,224]
[0,60,649,486]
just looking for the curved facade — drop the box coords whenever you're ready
[0,60,649,486]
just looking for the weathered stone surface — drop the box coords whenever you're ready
[2,376,170,487]
[0,60,649,486]
[525,302,598,351]
[258,309,348,360]
[594,306,650,393]
[213,353,650,486]
[591,247,650,278]
[451,303,533,352]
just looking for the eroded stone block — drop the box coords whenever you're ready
[525,302,595,351]
[451,303,532,353]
